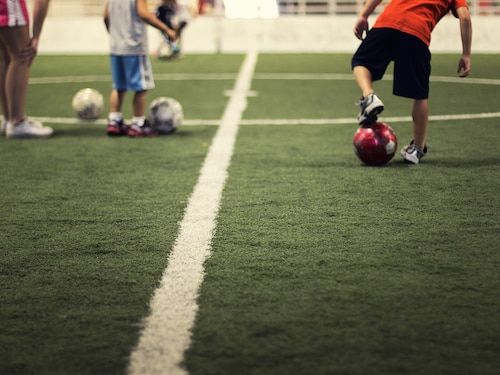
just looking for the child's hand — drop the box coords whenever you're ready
[353,17,369,40]
[457,55,471,77]
[21,38,39,67]
[166,28,177,41]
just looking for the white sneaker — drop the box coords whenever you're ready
[400,145,424,164]
[356,93,384,125]
[401,140,429,164]
[6,118,53,138]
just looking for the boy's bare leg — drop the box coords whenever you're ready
[353,65,375,97]
[109,89,127,113]
[133,90,147,117]
[412,99,429,149]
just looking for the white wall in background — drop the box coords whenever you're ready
[39,15,499,54]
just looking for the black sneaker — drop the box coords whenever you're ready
[128,120,158,138]
[107,119,129,136]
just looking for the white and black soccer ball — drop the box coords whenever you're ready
[72,88,104,121]
[148,97,183,134]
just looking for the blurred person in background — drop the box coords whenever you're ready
[155,0,194,60]
[0,0,53,138]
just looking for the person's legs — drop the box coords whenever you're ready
[400,100,429,164]
[351,29,394,125]
[107,54,130,135]
[393,33,431,163]
[412,99,428,150]
[132,90,147,118]
[127,89,157,137]
[107,89,129,136]
[0,26,30,125]
[0,37,10,134]
[353,65,384,125]
[0,26,53,138]
[109,89,126,113]
[108,55,127,120]
[120,55,157,137]
[353,66,375,98]
[0,38,10,122]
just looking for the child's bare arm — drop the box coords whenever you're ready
[455,6,472,77]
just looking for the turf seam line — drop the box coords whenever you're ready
[127,50,258,375]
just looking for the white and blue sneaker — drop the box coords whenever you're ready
[401,140,429,164]
[356,93,384,125]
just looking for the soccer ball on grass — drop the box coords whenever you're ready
[72,88,104,121]
[353,122,398,166]
[148,97,183,134]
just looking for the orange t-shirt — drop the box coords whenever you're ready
[373,0,468,46]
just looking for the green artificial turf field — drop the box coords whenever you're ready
[1,53,499,375]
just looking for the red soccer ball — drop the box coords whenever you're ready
[353,122,398,166]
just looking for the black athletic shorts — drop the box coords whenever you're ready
[351,28,431,100]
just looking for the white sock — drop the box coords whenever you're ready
[109,112,122,123]
[132,117,145,127]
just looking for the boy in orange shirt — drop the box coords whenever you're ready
[351,0,472,164]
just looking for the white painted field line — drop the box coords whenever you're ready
[31,111,500,127]
[127,51,258,375]
[28,73,500,86]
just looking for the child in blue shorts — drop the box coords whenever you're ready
[104,0,176,137]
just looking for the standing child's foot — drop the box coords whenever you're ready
[128,120,158,137]
[401,140,428,164]
[107,119,129,136]
[6,118,53,138]
[356,93,384,125]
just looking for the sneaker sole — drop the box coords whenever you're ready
[107,131,128,136]
[6,132,53,139]
[358,106,384,125]
[6,134,52,139]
